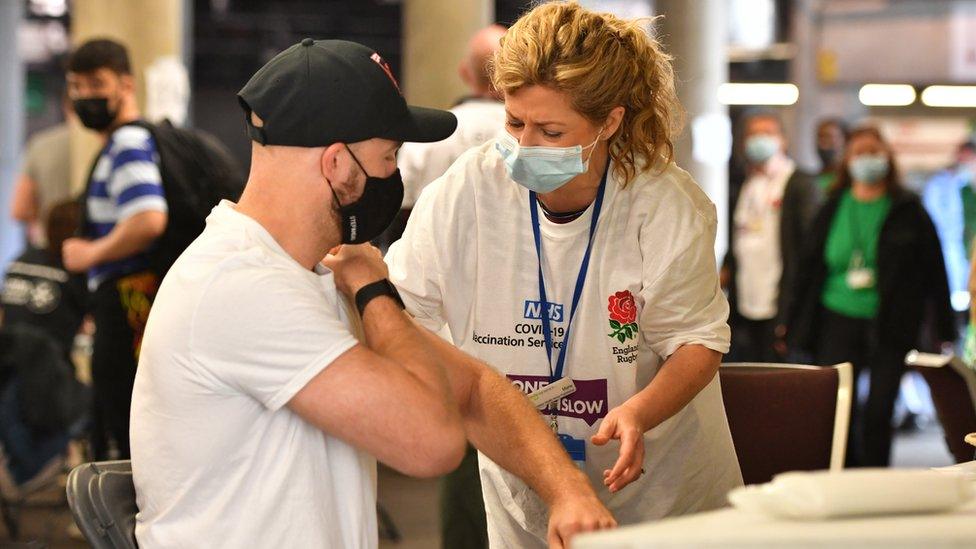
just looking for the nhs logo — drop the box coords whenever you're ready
[523,300,564,322]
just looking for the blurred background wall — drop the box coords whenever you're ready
[5,0,976,271]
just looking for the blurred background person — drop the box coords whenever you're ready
[924,141,976,315]
[814,117,848,193]
[9,95,74,248]
[376,24,507,256]
[787,126,955,467]
[61,39,167,461]
[723,111,821,362]
[1,200,87,359]
[0,200,89,491]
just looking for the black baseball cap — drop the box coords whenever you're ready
[238,39,457,147]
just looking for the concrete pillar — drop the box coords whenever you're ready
[656,0,730,260]
[0,1,25,274]
[790,0,820,173]
[68,0,184,193]
[402,0,493,109]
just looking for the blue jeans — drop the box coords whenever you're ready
[0,379,73,485]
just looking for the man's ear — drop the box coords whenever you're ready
[458,61,473,91]
[320,143,347,183]
[119,73,136,96]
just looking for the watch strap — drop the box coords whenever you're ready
[354,279,405,316]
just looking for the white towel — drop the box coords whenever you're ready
[728,469,976,520]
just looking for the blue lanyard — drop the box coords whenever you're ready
[529,166,608,383]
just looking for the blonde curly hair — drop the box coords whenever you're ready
[491,1,683,184]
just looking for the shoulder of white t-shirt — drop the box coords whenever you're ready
[409,141,506,215]
[110,125,153,153]
[449,101,506,144]
[619,160,717,222]
[451,99,506,120]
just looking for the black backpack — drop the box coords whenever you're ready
[82,119,245,279]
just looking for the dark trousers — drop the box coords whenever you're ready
[0,379,72,484]
[816,308,905,467]
[440,444,488,549]
[730,316,783,363]
[90,271,158,460]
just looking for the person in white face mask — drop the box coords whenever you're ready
[786,126,955,467]
[722,111,822,363]
[385,3,743,547]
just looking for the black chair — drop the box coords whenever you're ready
[905,351,976,463]
[720,362,853,485]
[66,460,137,549]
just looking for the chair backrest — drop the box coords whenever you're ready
[66,460,137,549]
[719,362,853,485]
[906,351,976,464]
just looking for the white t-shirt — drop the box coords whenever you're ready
[732,155,795,320]
[398,98,506,208]
[130,202,375,548]
[386,141,743,548]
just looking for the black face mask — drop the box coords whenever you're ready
[73,97,118,131]
[328,146,404,244]
[817,147,838,169]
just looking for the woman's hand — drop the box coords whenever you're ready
[590,404,646,493]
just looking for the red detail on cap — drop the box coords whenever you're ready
[370,52,401,94]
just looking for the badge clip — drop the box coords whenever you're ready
[527,377,577,409]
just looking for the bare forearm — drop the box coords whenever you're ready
[623,344,721,432]
[362,299,458,417]
[92,211,167,263]
[11,175,37,223]
[469,367,592,504]
[417,328,593,504]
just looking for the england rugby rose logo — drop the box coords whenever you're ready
[607,290,639,343]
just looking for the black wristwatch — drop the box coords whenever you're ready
[355,279,405,316]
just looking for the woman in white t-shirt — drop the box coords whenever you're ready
[385,3,742,546]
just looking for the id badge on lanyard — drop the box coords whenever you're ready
[846,250,875,289]
[527,165,609,462]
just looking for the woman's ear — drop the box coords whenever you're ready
[603,106,626,139]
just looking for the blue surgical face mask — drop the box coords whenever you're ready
[495,131,602,193]
[744,134,781,164]
[848,154,889,185]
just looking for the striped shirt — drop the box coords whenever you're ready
[85,124,167,290]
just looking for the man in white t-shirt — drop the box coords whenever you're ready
[130,39,614,549]
[722,111,820,362]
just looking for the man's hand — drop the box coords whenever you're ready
[591,404,645,493]
[62,238,101,273]
[322,244,389,297]
[547,488,617,549]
